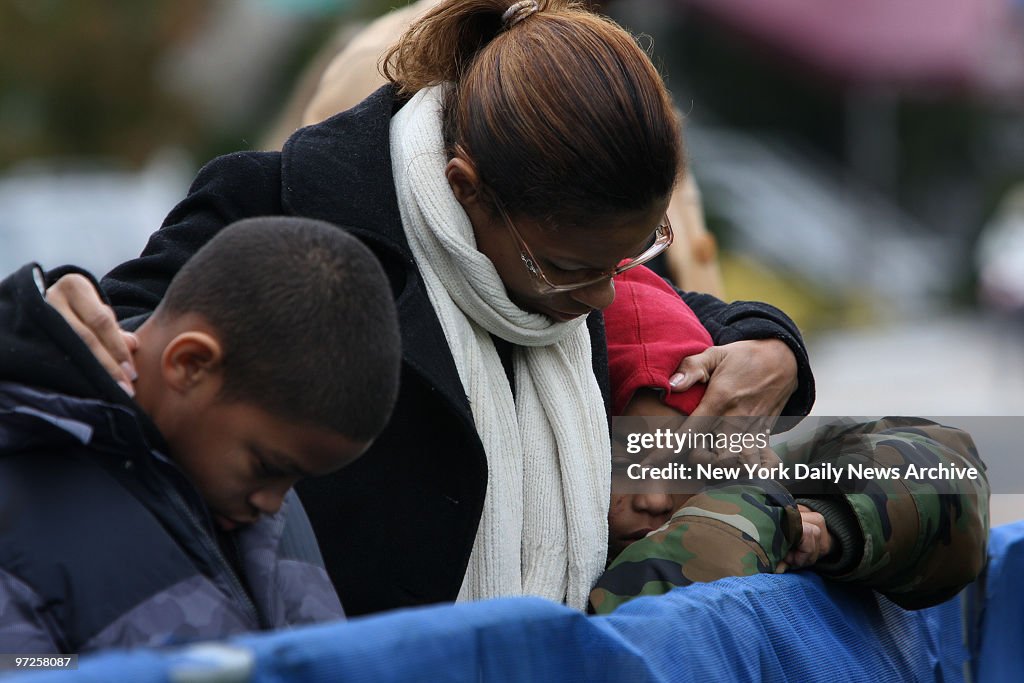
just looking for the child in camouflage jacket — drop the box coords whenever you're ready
[589,266,989,614]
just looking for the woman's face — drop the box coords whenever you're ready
[466,198,671,320]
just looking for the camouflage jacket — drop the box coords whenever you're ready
[590,417,990,614]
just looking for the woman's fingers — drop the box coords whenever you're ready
[668,346,720,391]
[675,339,798,419]
[45,274,137,394]
[636,340,800,470]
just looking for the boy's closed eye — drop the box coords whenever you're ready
[256,458,288,479]
[249,446,296,480]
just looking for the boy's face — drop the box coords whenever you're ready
[131,319,370,532]
[608,389,690,562]
[169,397,368,531]
[607,492,689,561]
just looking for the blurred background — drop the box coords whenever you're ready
[2,0,1022,513]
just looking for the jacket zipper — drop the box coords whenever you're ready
[4,387,265,628]
[163,484,262,628]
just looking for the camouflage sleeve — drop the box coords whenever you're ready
[775,417,990,609]
[589,482,801,615]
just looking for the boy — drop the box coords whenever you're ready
[0,216,401,653]
[590,266,989,614]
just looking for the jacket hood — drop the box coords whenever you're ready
[0,263,167,454]
[0,381,162,462]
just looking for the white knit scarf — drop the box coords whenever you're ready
[389,86,610,610]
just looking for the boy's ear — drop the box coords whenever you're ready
[160,331,224,395]
[445,155,484,207]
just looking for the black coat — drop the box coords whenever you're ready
[102,85,813,616]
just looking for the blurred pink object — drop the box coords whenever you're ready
[681,0,1024,96]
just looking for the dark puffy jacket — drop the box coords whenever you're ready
[0,264,343,654]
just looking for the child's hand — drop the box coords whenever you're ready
[777,504,832,572]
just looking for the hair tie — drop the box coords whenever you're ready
[501,0,539,30]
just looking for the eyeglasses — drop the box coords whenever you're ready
[491,195,674,293]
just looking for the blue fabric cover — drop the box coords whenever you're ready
[9,523,1023,683]
[975,520,1024,682]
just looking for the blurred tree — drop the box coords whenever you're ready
[0,0,208,169]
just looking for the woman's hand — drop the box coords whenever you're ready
[45,274,138,395]
[669,339,798,420]
[641,338,798,468]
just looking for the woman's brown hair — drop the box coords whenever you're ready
[383,0,682,228]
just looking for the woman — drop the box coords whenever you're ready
[275,0,724,296]
[47,0,811,615]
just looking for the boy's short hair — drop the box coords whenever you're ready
[159,216,401,440]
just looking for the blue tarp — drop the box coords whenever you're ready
[6,522,1022,682]
[976,520,1024,682]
